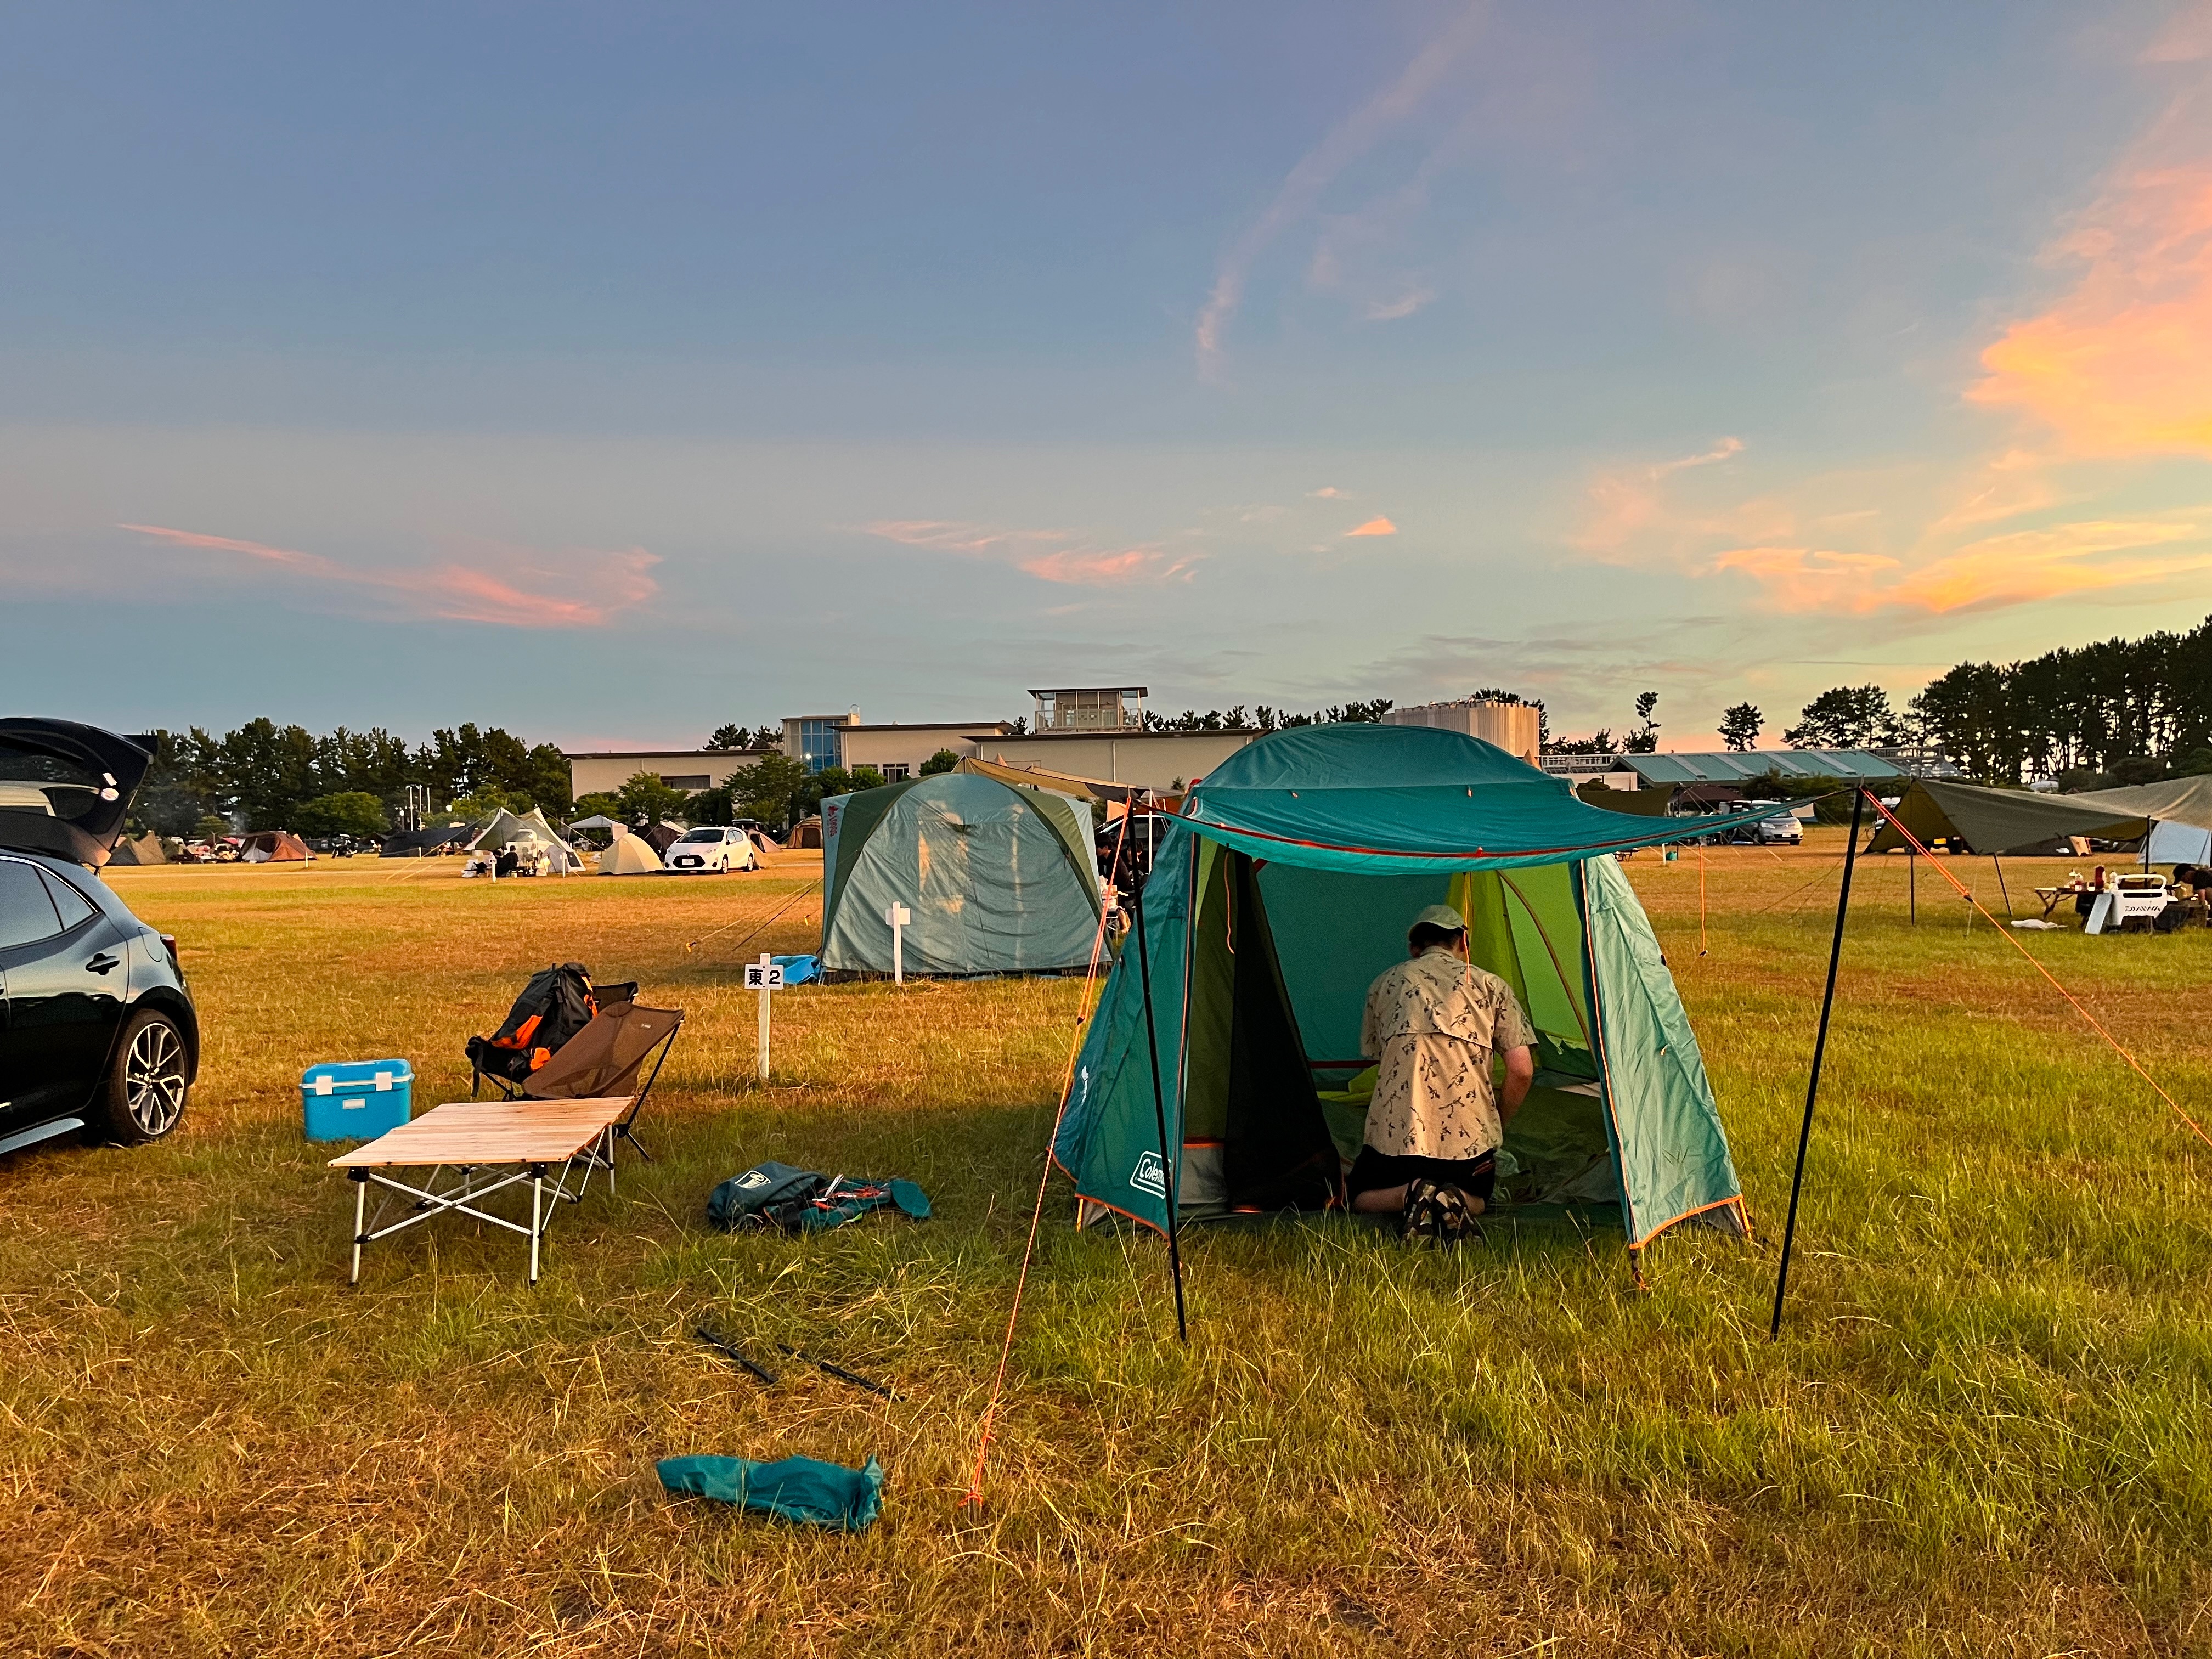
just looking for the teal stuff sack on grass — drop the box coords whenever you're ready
[657,1453,884,1531]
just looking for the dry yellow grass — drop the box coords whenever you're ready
[1,837,2208,1656]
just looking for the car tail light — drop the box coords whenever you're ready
[159,933,181,971]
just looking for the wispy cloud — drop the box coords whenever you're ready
[862,519,1198,586]
[1308,486,1352,499]
[1650,436,1743,478]
[1709,520,2212,615]
[1970,162,2212,456]
[1344,516,1398,538]
[1364,287,1437,322]
[1194,4,1488,378]
[117,523,657,627]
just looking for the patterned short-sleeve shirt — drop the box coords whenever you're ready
[1359,948,1536,1160]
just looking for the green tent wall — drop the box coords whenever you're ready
[820,772,1103,975]
[1052,724,1757,1251]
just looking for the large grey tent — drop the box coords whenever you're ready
[1865,778,2147,856]
[819,773,1102,975]
[2067,775,2212,865]
[108,832,168,866]
[469,807,585,873]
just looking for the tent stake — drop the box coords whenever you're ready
[1131,892,1188,1344]
[1770,787,1865,1341]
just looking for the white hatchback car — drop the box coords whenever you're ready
[663,826,758,873]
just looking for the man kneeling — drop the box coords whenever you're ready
[1348,904,1534,1243]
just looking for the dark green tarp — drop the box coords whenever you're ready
[1053,724,1752,1251]
[1864,778,2147,856]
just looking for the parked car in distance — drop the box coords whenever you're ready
[0,719,199,1156]
[664,825,757,872]
[1714,802,1804,844]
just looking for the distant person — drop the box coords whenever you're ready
[1350,904,1536,1244]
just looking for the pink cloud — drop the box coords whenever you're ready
[1708,520,2211,616]
[1308,486,1351,499]
[117,523,657,628]
[1344,516,1397,537]
[862,518,1200,585]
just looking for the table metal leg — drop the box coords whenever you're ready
[351,1170,368,1285]
[529,1166,544,1284]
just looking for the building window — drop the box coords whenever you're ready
[659,775,710,790]
[794,719,844,774]
[881,763,911,781]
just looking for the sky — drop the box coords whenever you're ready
[8,2,2212,751]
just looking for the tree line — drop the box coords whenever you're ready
[132,721,573,838]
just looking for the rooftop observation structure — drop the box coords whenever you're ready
[1031,686,1147,733]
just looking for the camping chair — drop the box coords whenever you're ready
[517,1000,684,1165]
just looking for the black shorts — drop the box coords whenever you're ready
[1346,1146,1496,1205]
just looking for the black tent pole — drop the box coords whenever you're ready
[1994,855,2013,919]
[1909,847,1916,924]
[1770,787,1866,1341]
[1131,890,1189,1344]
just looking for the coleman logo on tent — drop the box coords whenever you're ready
[737,1169,771,1189]
[1130,1150,1167,1199]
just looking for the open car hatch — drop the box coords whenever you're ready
[0,719,154,867]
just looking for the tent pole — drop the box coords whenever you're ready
[1994,856,2013,919]
[1770,787,1865,1341]
[1131,890,1188,1344]
[1909,847,1916,924]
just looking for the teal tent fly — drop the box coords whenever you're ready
[820,772,1103,977]
[1053,723,1771,1252]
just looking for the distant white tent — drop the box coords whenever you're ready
[567,813,619,832]
[599,834,663,875]
[469,806,585,873]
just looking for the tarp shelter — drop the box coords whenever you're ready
[470,808,585,873]
[819,773,1102,976]
[958,753,1146,807]
[108,832,168,866]
[239,830,309,862]
[379,820,479,857]
[2067,775,2212,866]
[599,834,663,875]
[1578,782,1673,817]
[1864,778,2147,856]
[1053,723,1775,1251]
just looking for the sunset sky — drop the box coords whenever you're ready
[8,3,2212,749]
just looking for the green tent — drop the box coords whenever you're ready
[1053,724,1765,1251]
[820,772,1103,976]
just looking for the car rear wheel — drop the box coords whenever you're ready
[88,1008,190,1144]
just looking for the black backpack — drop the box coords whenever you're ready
[466,962,636,1089]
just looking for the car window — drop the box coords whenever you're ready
[0,860,64,949]
[40,868,98,931]
[678,830,715,842]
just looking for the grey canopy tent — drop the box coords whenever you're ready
[819,772,1102,976]
[2067,775,2212,866]
[469,808,585,873]
[1863,778,2150,919]
[1865,778,2148,856]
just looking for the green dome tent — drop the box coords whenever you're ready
[1054,724,1771,1254]
[820,773,1102,976]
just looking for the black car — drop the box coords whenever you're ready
[0,719,198,1156]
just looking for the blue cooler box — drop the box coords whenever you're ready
[302,1059,414,1142]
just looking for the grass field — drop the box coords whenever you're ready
[2,835,2209,1656]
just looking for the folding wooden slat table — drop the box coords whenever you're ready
[328,1097,633,1285]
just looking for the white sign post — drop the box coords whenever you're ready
[743,952,786,1079]
[887,902,913,984]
